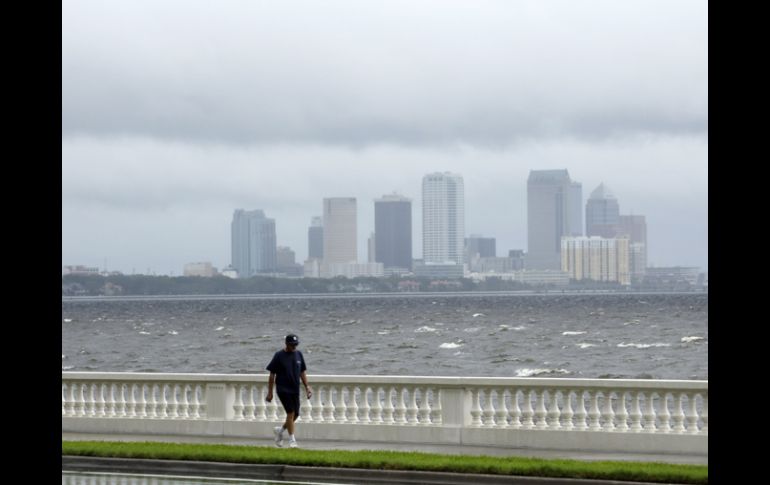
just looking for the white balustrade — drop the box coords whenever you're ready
[62,372,707,454]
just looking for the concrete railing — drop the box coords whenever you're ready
[62,372,707,455]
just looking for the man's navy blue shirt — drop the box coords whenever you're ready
[266,349,307,394]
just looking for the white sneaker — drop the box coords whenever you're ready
[273,426,284,447]
[289,439,298,448]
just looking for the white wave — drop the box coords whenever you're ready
[62,354,66,360]
[62,366,74,370]
[472,313,485,317]
[681,336,705,343]
[515,368,570,377]
[562,331,587,336]
[415,326,437,333]
[617,342,671,349]
[63,318,72,323]
[463,327,482,333]
[511,325,527,331]
[577,343,597,349]
[215,326,225,331]
[138,331,151,335]
[377,330,390,335]
[439,342,463,349]
[168,330,179,335]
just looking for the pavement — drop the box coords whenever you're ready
[62,432,707,466]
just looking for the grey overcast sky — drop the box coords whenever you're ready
[62,0,708,275]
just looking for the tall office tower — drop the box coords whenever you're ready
[323,198,357,264]
[374,193,413,271]
[307,216,324,260]
[561,236,631,285]
[231,209,277,277]
[368,232,376,263]
[465,235,496,263]
[569,182,583,236]
[617,215,647,282]
[527,169,576,270]
[422,172,465,264]
[585,183,620,238]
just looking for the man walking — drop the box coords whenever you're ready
[266,333,312,448]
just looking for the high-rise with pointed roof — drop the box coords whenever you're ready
[585,183,620,238]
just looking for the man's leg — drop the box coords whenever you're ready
[284,411,295,435]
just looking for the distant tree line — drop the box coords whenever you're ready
[61,274,701,296]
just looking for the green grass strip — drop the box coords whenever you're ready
[62,440,707,484]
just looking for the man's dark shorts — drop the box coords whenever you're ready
[277,391,301,418]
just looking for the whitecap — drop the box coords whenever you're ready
[63,318,72,323]
[681,336,705,343]
[511,325,527,331]
[377,330,390,335]
[62,366,74,370]
[168,330,179,335]
[515,368,570,377]
[562,331,587,336]
[463,327,482,333]
[62,354,66,360]
[440,342,463,349]
[415,326,437,333]
[577,343,597,349]
[472,313,485,317]
[617,342,671,349]
[215,326,225,331]
[138,331,151,335]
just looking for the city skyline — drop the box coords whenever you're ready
[62,1,707,274]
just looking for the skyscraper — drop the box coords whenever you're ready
[422,172,465,265]
[307,216,324,260]
[561,236,631,285]
[569,182,583,236]
[527,169,577,270]
[617,215,648,282]
[374,193,412,271]
[465,235,496,263]
[231,209,277,277]
[585,183,620,238]
[322,198,357,264]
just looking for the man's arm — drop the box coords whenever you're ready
[300,370,312,399]
[266,372,276,402]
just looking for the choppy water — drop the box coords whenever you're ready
[62,293,707,380]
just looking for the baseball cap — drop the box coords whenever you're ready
[285,334,299,346]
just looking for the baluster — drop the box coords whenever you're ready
[615,391,629,432]
[159,384,170,419]
[602,391,616,431]
[547,389,561,430]
[189,385,200,419]
[430,388,442,425]
[382,387,395,424]
[197,385,207,418]
[508,389,522,428]
[70,383,81,417]
[521,389,534,429]
[61,383,67,416]
[643,392,658,433]
[242,385,254,420]
[323,386,336,423]
[629,391,642,432]
[561,390,574,430]
[574,390,587,430]
[231,384,244,420]
[493,388,508,427]
[370,387,383,424]
[658,392,671,433]
[394,388,407,424]
[253,386,266,421]
[419,387,432,424]
[134,384,145,418]
[177,384,189,419]
[469,388,482,426]
[481,389,495,427]
[125,384,136,418]
[360,387,372,424]
[84,383,95,417]
[147,384,158,418]
[104,383,116,417]
[701,394,708,434]
[588,390,601,431]
[407,387,419,424]
[114,383,125,418]
[310,386,323,422]
[535,389,548,429]
[167,384,179,419]
[348,387,360,424]
[302,386,313,423]
[686,393,699,434]
[334,386,347,423]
